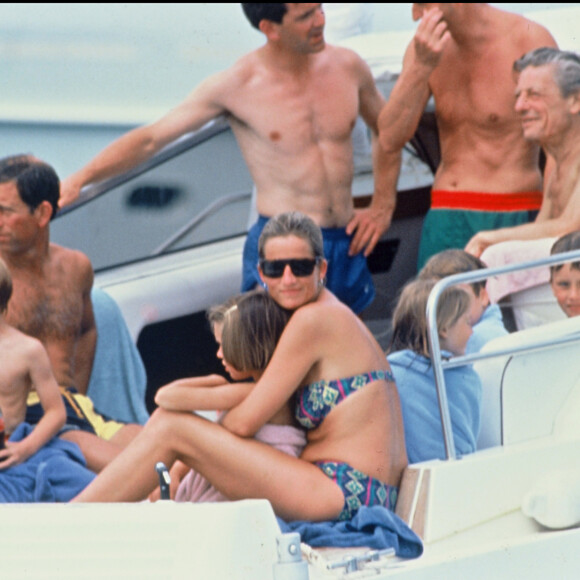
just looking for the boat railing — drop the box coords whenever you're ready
[151,190,252,256]
[426,247,580,460]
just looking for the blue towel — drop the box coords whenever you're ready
[87,287,149,425]
[0,423,96,503]
[277,506,423,558]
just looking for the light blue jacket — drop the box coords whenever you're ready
[466,303,508,355]
[388,349,482,464]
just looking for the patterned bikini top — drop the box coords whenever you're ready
[295,369,395,430]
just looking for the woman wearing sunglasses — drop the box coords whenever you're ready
[74,212,407,523]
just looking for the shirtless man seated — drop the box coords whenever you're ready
[378,3,557,270]
[59,3,391,314]
[0,155,141,472]
[466,48,580,256]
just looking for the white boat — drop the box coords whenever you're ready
[6,5,580,577]
[3,253,580,579]
[48,115,580,579]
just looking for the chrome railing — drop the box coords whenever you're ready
[426,248,580,460]
[151,190,252,256]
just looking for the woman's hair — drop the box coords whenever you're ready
[389,278,471,357]
[258,211,324,261]
[550,231,580,279]
[419,249,487,296]
[210,289,291,372]
[0,257,13,314]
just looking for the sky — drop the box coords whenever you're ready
[2,4,573,35]
[1,3,579,124]
[1,3,579,177]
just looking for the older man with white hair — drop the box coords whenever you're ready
[466,47,580,257]
[466,48,580,330]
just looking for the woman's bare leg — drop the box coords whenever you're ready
[61,431,122,473]
[109,424,142,448]
[73,409,344,521]
[61,424,142,473]
[72,411,178,500]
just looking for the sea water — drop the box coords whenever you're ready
[0,121,133,180]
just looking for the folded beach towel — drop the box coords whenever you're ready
[87,287,149,425]
[481,237,556,303]
[254,424,307,456]
[0,423,96,503]
[277,506,423,558]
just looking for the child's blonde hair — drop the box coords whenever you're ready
[390,278,471,357]
[419,249,487,296]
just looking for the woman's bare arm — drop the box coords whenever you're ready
[222,305,326,437]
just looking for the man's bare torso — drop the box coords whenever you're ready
[429,14,545,193]
[5,245,88,390]
[545,150,580,218]
[224,45,362,227]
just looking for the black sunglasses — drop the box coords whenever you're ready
[259,258,321,278]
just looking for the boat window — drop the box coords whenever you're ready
[126,185,183,209]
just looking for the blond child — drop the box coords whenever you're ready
[419,249,508,353]
[387,278,482,463]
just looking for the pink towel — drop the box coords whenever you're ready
[481,238,557,303]
[175,424,307,503]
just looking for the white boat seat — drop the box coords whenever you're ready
[475,316,580,449]
[0,500,286,580]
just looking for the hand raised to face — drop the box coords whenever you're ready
[413,7,452,71]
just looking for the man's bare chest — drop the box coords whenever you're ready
[7,283,83,342]
[432,64,517,132]
[232,78,359,148]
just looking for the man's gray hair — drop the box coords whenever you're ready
[514,47,580,98]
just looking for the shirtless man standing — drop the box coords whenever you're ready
[0,156,140,472]
[378,3,557,270]
[466,48,580,256]
[60,3,391,314]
